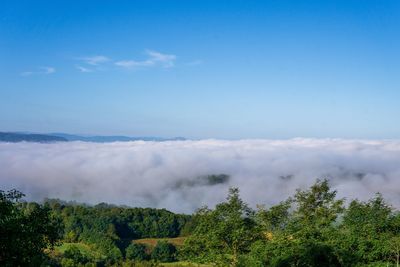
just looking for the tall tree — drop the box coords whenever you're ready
[182,187,258,266]
[247,179,344,267]
[338,194,398,265]
[0,189,61,266]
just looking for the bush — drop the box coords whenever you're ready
[126,243,149,261]
[64,245,90,265]
[151,241,176,262]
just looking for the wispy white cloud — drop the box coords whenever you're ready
[76,65,93,73]
[20,66,55,76]
[74,51,177,72]
[43,67,56,74]
[186,59,203,66]
[79,55,110,66]
[114,60,153,68]
[20,71,34,76]
[115,50,176,69]
[146,50,176,67]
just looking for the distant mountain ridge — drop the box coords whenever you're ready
[51,133,186,142]
[0,132,67,143]
[0,132,185,143]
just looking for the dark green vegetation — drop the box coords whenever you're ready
[174,174,230,189]
[2,180,400,266]
[0,190,60,266]
[0,132,67,143]
[46,199,190,266]
[182,180,400,267]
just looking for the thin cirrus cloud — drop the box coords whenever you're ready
[20,50,188,75]
[114,59,153,68]
[115,50,177,69]
[75,65,93,73]
[186,59,203,66]
[75,50,178,73]
[78,55,111,66]
[20,66,56,76]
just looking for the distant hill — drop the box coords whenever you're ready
[51,133,186,142]
[0,132,67,143]
[0,132,186,143]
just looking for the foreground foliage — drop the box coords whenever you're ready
[2,179,400,266]
[181,180,400,267]
[0,190,61,266]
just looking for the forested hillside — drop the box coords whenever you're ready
[1,180,400,266]
[0,132,67,143]
[41,200,191,266]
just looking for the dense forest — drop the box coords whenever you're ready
[1,179,400,266]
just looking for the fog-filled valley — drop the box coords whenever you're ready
[2,138,400,213]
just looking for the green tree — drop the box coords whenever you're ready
[386,235,400,267]
[337,194,397,265]
[126,243,149,261]
[247,179,344,267]
[283,179,343,266]
[291,179,344,232]
[182,187,258,266]
[257,199,292,233]
[0,189,61,266]
[151,241,176,262]
[63,245,90,265]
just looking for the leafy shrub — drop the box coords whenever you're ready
[151,241,176,262]
[64,245,90,264]
[126,243,149,261]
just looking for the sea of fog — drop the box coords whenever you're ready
[1,139,400,213]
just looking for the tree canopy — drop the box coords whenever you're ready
[3,180,400,266]
[0,189,61,266]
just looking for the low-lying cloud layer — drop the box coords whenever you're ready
[1,139,400,213]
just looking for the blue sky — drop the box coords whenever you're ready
[1,0,399,139]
